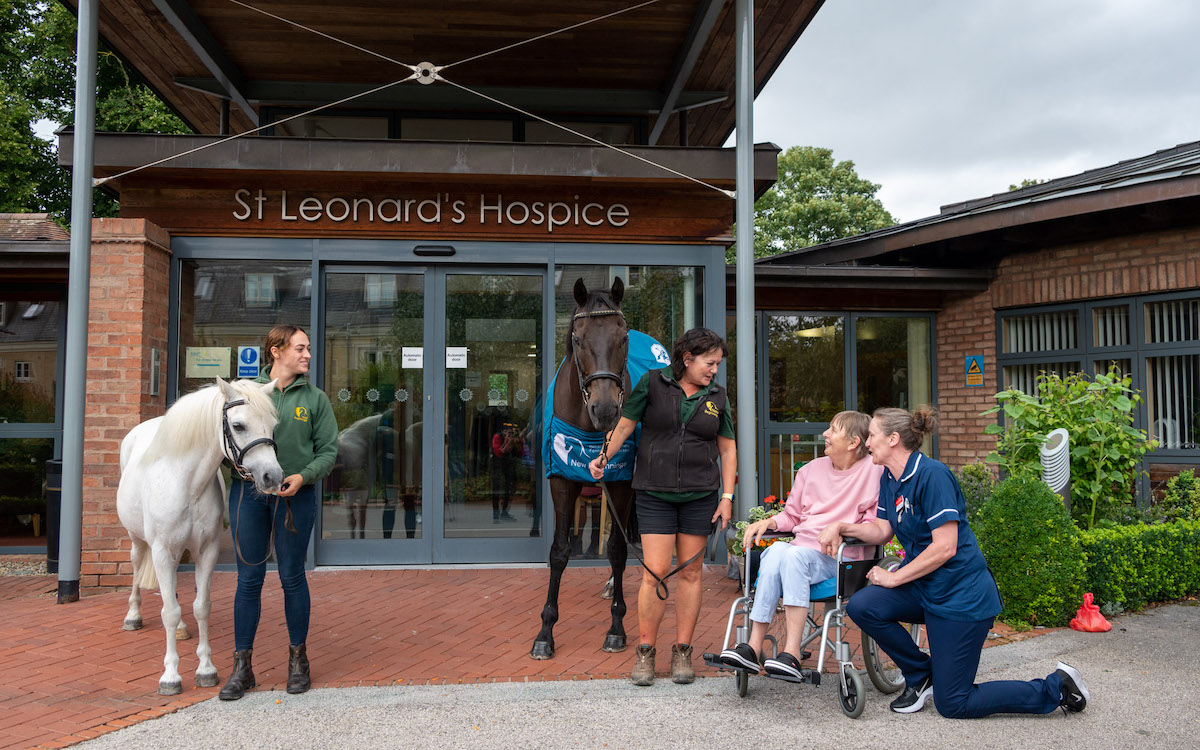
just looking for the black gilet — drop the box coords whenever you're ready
[631,369,727,494]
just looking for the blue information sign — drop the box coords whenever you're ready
[237,346,260,378]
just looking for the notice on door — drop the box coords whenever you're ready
[402,347,423,369]
[446,347,469,368]
[186,347,231,379]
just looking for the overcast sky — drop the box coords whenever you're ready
[749,0,1200,223]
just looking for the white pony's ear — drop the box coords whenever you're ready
[261,379,278,394]
[217,376,237,399]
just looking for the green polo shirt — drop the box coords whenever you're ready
[623,366,734,503]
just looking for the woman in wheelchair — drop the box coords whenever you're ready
[819,406,1090,719]
[719,410,881,680]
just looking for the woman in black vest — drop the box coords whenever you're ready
[589,327,736,687]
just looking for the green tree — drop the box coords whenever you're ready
[0,0,189,223]
[728,145,895,262]
[1008,178,1045,191]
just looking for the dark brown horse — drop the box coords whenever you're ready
[530,277,635,659]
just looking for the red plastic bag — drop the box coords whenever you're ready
[1069,592,1112,632]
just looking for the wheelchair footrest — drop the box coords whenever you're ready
[766,668,820,685]
[702,653,731,671]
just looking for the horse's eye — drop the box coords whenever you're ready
[233,423,246,433]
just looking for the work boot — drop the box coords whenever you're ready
[671,643,695,684]
[218,649,255,701]
[286,643,311,694]
[630,644,656,686]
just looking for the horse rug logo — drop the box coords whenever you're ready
[294,406,309,422]
[650,343,671,365]
[703,400,719,418]
[547,415,636,482]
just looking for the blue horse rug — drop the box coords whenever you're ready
[543,329,670,482]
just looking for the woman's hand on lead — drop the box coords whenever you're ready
[587,455,606,480]
[277,473,303,498]
[713,496,733,531]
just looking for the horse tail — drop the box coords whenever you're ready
[133,540,158,591]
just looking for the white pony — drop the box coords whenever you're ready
[117,377,283,695]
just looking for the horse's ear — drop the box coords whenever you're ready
[573,277,588,307]
[216,376,236,399]
[261,379,278,394]
[610,276,624,305]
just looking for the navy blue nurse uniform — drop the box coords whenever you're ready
[846,452,1066,718]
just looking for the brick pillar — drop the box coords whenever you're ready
[936,288,999,471]
[81,218,171,590]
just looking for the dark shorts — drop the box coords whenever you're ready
[635,490,719,536]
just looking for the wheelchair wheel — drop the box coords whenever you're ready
[862,623,922,694]
[735,668,749,697]
[838,664,865,719]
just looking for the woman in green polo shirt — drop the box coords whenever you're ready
[589,327,736,686]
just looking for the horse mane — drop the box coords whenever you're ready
[138,380,276,465]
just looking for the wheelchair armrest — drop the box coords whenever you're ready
[840,536,865,545]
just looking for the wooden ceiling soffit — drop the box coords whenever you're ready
[174,78,727,115]
[149,0,258,125]
[649,0,725,144]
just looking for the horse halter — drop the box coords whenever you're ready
[221,398,277,481]
[570,308,629,410]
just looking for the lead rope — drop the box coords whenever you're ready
[231,478,297,567]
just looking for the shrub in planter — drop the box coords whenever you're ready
[1160,470,1200,523]
[1080,520,1200,612]
[974,477,1085,628]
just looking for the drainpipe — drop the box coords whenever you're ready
[58,0,98,604]
[733,0,757,521]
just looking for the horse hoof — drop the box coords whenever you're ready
[122,619,143,631]
[176,627,192,641]
[602,634,627,652]
[529,641,555,660]
[196,672,220,688]
[158,680,183,696]
[600,580,614,600]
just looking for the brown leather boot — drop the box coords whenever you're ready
[218,649,255,701]
[671,643,695,684]
[630,644,656,686]
[286,643,311,694]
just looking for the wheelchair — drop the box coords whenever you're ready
[702,533,922,718]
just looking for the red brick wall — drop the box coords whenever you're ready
[936,225,1200,470]
[81,219,171,590]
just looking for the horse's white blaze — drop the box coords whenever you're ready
[117,378,281,694]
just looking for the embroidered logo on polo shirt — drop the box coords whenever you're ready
[294,406,309,422]
[704,400,719,418]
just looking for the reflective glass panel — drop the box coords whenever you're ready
[0,438,53,547]
[766,432,824,501]
[444,274,542,538]
[0,297,61,423]
[1145,354,1200,450]
[323,273,424,540]
[767,314,845,422]
[855,316,931,414]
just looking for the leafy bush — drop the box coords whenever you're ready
[974,477,1084,628]
[958,462,997,525]
[981,366,1156,530]
[1080,521,1200,611]
[1160,470,1200,523]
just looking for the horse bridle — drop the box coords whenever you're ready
[570,308,629,412]
[221,398,277,481]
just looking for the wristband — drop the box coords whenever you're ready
[720,492,733,501]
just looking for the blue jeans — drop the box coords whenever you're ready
[848,584,1063,718]
[228,478,316,650]
[750,542,837,622]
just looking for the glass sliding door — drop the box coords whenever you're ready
[438,271,544,562]
[319,269,428,564]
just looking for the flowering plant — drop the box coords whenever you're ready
[729,494,793,557]
[884,536,906,561]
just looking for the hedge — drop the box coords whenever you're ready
[1080,521,1200,611]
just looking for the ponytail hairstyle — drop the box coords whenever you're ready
[263,324,304,371]
[872,405,939,451]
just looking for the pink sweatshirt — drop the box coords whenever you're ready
[771,455,883,559]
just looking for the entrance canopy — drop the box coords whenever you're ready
[61,0,822,144]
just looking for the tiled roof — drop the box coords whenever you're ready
[0,214,69,242]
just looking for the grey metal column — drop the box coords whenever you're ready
[733,0,757,520]
[58,0,99,603]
